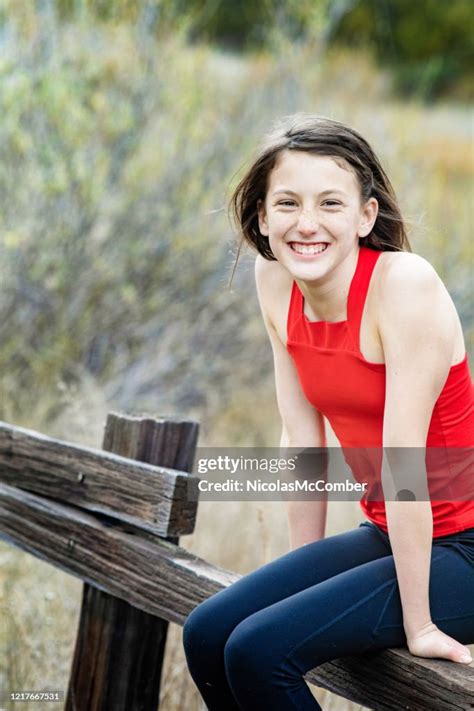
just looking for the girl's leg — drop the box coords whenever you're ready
[182,521,391,710]
[222,529,474,710]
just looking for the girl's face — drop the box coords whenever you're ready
[257,150,378,281]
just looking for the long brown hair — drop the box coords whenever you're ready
[228,114,411,285]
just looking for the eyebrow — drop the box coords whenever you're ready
[271,188,347,197]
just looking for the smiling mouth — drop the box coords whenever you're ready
[289,242,329,255]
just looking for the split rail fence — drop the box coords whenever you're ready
[0,412,473,710]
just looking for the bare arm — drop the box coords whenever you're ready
[280,426,327,550]
[378,253,471,664]
[255,255,328,549]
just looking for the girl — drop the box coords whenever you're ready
[182,115,474,710]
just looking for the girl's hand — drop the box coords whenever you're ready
[407,621,472,664]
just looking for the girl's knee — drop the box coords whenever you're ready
[224,626,257,682]
[182,599,212,653]
[223,618,271,682]
[182,594,231,661]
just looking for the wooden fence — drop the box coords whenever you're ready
[0,412,473,710]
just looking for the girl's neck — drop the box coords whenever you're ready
[296,247,359,323]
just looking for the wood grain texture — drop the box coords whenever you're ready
[66,413,201,711]
[0,417,199,535]
[306,647,474,710]
[66,586,170,711]
[0,481,236,624]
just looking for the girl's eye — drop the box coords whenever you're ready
[275,199,341,208]
[277,200,297,207]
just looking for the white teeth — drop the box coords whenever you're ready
[290,243,328,255]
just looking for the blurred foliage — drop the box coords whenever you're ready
[0,0,472,443]
[50,0,473,100]
[331,0,474,100]
[0,0,265,432]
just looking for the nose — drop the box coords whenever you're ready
[297,210,318,236]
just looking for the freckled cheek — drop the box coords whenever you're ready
[267,213,351,239]
[325,214,354,235]
[267,215,297,236]
[325,212,347,226]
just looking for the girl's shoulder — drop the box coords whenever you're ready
[374,249,466,363]
[374,250,443,300]
[376,249,438,277]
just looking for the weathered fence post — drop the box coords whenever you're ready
[65,412,199,711]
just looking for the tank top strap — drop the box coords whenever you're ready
[347,246,383,354]
[286,279,303,341]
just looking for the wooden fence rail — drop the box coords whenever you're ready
[0,413,473,710]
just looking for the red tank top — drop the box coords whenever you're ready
[286,245,474,537]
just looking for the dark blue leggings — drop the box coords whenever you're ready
[182,520,474,710]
